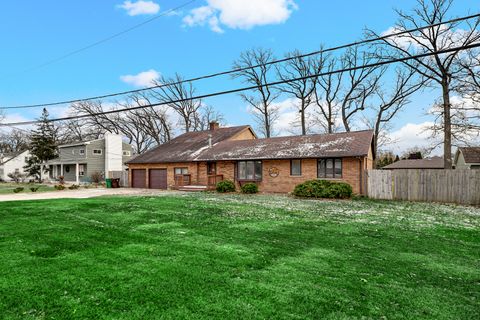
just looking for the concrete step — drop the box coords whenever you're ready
[178,185,208,192]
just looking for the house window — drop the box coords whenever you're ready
[174,167,189,175]
[93,149,102,155]
[318,158,342,179]
[290,159,302,176]
[79,165,85,176]
[15,168,20,173]
[237,161,262,181]
[79,149,85,155]
[123,151,131,156]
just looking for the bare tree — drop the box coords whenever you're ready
[70,95,172,153]
[151,73,202,133]
[339,46,384,131]
[276,50,317,135]
[314,53,342,133]
[367,0,480,168]
[0,129,30,154]
[370,67,424,155]
[232,48,280,138]
[194,105,225,131]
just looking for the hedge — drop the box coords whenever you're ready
[293,180,352,199]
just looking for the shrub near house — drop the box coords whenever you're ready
[293,180,353,199]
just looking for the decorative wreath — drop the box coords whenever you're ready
[268,167,280,178]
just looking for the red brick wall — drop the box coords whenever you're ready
[129,156,371,194]
[215,157,369,195]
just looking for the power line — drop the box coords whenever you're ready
[2,12,479,110]
[2,41,479,128]
[6,0,197,77]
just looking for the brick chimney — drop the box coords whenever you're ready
[209,121,220,131]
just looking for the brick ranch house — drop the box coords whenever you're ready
[127,122,375,194]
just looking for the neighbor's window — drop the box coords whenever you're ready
[290,159,302,176]
[123,151,131,156]
[318,158,342,178]
[79,149,85,155]
[237,161,262,181]
[93,149,102,155]
[79,165,85,176]
[174,167,189,175]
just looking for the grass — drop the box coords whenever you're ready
[0,193,478,319]
[0,182,55,194]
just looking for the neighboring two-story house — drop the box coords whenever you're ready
[45,133,133,183]
[0,150,31,181]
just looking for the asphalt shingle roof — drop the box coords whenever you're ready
[383,157,444,169]
[458,147,480,164]
[128,127,374,164]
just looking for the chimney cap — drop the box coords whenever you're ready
[209,121,220,131]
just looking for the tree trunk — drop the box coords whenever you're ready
[342,106,351,132]
[301,100,306,135]
[442,82,452,169]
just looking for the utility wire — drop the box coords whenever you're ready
[1,12,479,110]
[2,42,479,127]
[6,0,197,77]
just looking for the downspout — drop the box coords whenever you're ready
[357,157,363,195]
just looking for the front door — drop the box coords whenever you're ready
[207,162,216,176]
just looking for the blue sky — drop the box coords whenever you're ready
[0,0,477,154]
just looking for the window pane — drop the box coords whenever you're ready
[318,159,326,178]
[255,161,262,180]
[246,161,255,180]
[238,161,246,180]
[334,159,342,178]
[182,168,188,174]
[291,160,301,176]
[326,159,334,178]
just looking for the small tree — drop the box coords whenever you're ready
[25,109,58,181]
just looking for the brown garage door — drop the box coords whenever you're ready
[149,169,167,189]
[131,169,146,188]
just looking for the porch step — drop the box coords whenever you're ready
[178,185,208,192]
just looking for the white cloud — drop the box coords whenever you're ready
[120,69,160,87]
[386,121,441,155]
[183,0,298,33]
[118,1,160,16]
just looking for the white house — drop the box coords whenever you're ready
[454,147,480,169]
[0,150,31,181]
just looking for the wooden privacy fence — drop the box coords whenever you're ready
[367,169,480,205]
[108,171,129,187]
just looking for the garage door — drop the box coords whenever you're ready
[149,169,167,189]
[131,169,146,188]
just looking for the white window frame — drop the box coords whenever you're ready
[79,164,85,176]
[79,149,85,155]
[123,150,131,156]
[92,149,103,155]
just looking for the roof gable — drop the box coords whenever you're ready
[128,125,252,164]
[458,147,480,164]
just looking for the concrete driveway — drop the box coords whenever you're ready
[0,188,180,202]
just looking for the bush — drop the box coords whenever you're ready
[293,180,352,199]
[13,187,24,193]
[91,172,103,184]
[241,182,258,194]
[30,187,39,192]
[58,176,65,185]
[68,184,80,190]
[8,172,26,183]
[216,180,236,193]
[54,184,66,191]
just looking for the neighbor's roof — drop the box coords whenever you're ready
[127,125,253,164]
[383,156,444,169]
[458,147,480,164]
[196,130,374,161]
[0,150,29,165]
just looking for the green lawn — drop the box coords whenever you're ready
[0,183,55,194]
[0,194,478,319]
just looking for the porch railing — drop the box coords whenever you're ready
[175,174,191,187]
[207,174,224,186]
